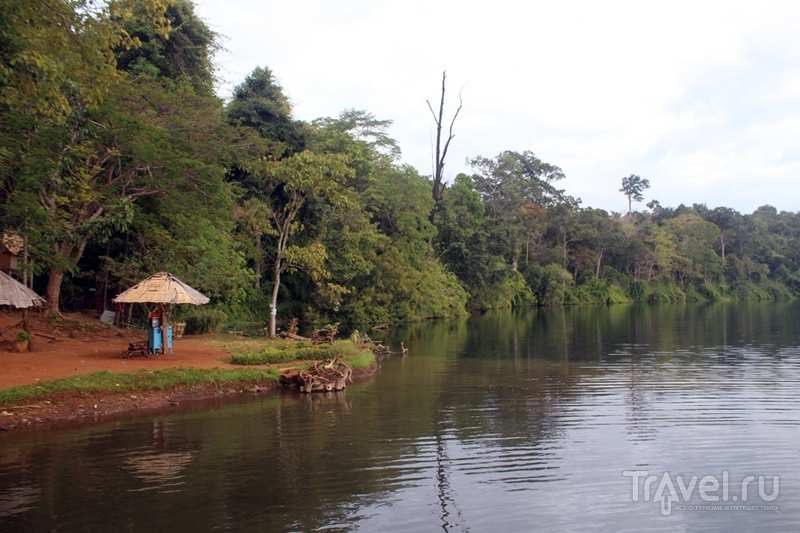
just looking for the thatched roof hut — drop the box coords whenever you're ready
[0,270,45,308]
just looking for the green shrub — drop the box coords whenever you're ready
[566,278,629,304]
[684,285,704,302]
[647,283,686,303]
[525,263,572,306]
[184,308,229,335]
[628,280,648,302]
[14,330,31,342]
[697,283,725,301]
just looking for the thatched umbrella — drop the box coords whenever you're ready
[112,272,209,306]
[113,272,209,353]
[0,270,45,349]
[0,270,45,308]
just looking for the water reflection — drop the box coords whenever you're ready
[1,302,799,531]
[0,485,40,519]
[123,450,195,493]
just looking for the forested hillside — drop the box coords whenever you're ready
[2,1,798,333]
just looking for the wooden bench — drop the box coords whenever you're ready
[121,341,147,358]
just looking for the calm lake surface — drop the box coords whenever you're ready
[2,302,800,531]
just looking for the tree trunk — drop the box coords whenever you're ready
[22,309,34,352]
[525,235,530,266]
[45,268,64,315]
[269,257,282,339]
[595,248,604,280]
[43,233,91,315]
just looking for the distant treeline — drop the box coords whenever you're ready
[1,1,797,331]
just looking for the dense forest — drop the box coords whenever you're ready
[2,0,799,334]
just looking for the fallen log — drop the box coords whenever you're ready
[279,331,308,341]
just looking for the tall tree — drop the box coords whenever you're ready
[254,150,353,338]
[226,66,307,158]
[620,174,650,214]
[225,66,309,288]
[471,150,568,270]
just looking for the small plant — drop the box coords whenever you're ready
[14,330,31,342]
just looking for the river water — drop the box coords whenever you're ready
[1,303,799,531]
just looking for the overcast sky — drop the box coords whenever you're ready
[193,0,800,214]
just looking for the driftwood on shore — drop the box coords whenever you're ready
[280,358,353,393]
[355,331,407,356]
[311,323,338,345]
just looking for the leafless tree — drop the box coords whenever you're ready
[427,71,463,221]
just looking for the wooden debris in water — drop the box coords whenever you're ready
[280,358,353,393]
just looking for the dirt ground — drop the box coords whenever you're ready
[0,309,236,390]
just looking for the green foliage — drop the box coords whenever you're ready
[184,308,229,335]
[646,283,687,303]
[730,280,793,301]
[629,280,649,301]
[696,283,726,301]
[567,278,630,304]
[411,259,468,318]
[14,330,31,342]
[470,270,535,309]
[525,263,573,306]
[227,66,307,157]
[115,0,217,95]
[0,0,170,120]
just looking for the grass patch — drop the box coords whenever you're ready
[229,341,366,366]
[0,367,280,406]
[342,348,376,369]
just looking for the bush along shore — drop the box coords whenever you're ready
[0,341,377,432]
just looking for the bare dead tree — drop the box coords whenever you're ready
[427,71,463,222]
